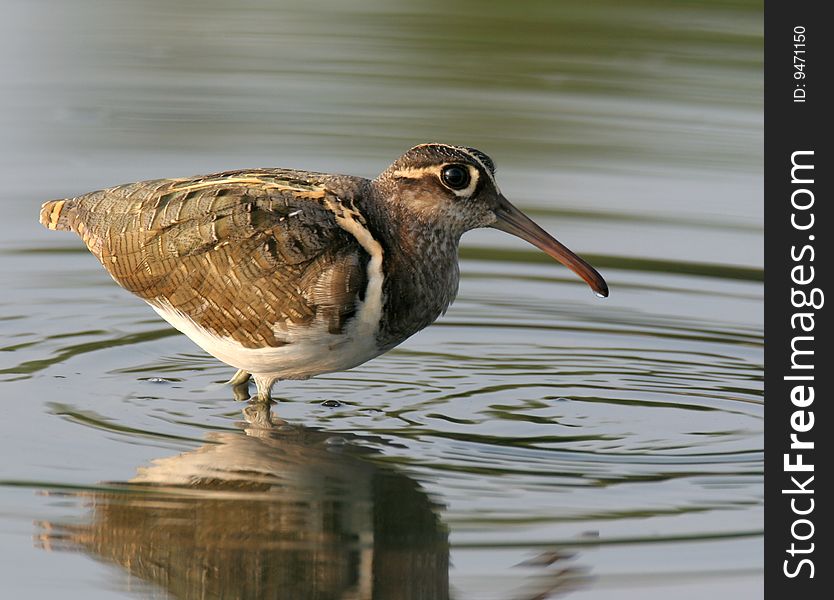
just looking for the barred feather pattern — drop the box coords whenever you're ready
[41,170,369,350]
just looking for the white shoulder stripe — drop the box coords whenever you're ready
[323,198,385,340]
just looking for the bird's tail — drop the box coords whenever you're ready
[39,199,74,231]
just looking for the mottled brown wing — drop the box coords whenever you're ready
[55,169,368,348]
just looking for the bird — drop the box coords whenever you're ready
[39,143,608,402]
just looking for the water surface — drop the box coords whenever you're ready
[1,1,762,598]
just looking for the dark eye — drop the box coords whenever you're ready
[440,164,471,190]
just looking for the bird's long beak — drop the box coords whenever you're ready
[491,196,608,297]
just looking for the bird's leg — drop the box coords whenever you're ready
[227,369,252,401]
[231,383,251,402]
[252,375,275,403]
[227,369,251,386]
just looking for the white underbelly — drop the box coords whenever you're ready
[149,302,384,379]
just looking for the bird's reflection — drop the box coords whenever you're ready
[37,402,449,600]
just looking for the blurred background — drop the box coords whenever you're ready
[1,1,762,598]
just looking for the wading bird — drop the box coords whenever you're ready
[40,144,607,401]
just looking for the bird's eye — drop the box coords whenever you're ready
[440,165,471,190]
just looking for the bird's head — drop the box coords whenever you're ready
[375,143,608,297]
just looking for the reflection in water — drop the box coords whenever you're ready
[37,402,449,600]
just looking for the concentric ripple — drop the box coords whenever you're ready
[2,240,762,599]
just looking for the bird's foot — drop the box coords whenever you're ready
[227,369,251,386]
[226,370,274,403]
[252,375,276,404]
[228,369,254,401]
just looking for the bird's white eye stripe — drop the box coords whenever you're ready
[390,164,480,197]
[391,166,439,179]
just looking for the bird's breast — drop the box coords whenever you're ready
[375,237,461,350]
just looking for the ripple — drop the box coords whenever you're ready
[6,249,762,508]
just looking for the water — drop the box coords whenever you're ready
[1,0,762,598]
